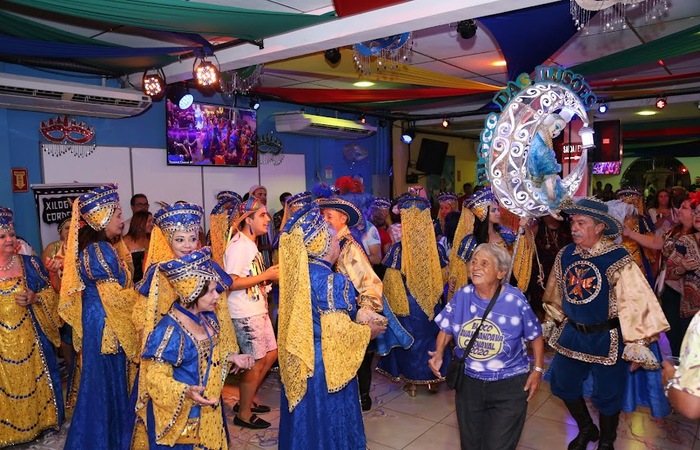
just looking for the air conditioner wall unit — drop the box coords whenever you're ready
[0,73,152,119]
[274,111,376,139]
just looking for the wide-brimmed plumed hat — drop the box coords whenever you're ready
[159,247,231,304]
[317,197,362,228]
[78,183,120,231]
[560,197,622,237]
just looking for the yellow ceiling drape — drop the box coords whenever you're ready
[266,48,502,91]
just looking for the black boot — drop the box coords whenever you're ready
[597,413,619,450]
[564,399,600,450]
[357,351,374,411]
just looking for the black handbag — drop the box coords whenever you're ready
[445,286,501,390]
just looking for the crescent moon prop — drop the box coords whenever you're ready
[479,68,595,218]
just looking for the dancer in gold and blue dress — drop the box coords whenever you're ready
[447,187,533,302]
[0,206,64,447]
[378,195,450,395]
[140,247,253,449]
[277,202,381,450]
[59,183,140,449]
[129,201,239,448]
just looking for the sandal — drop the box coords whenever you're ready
[403,384,417,397]
[233,414,271,429]
[233,401,271,414]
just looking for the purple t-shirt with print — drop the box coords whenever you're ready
[435,284,542,381]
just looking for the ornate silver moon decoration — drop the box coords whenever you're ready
[479,67,595,218]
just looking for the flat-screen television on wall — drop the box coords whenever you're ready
[166,99,257,167]
[591,161,621,175]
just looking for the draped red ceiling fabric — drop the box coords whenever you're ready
[332,0,407,17]
[254,87,488,103]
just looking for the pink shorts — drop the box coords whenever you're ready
[231,313,277,360]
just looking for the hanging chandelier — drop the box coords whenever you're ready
[353,32,412,75]
[220,64,264,103]
[570,0,669,32]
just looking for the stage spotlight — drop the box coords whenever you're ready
[360,114,366,124]
[250,98,260,110]
[193,58,219,87]
[598,103,608,114]
[457,20,477,40]
[324,48,341,65]
[142,69,165,100]
[442,118,451,128]
[655,97,667,109]
[401,127,416,144]
[166,84,193,110]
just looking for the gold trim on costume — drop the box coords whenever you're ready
[277,229,315,412]
[549,320,620,365]
[382,267,409,316]
[320,311,371,393]
[401,207,443,320]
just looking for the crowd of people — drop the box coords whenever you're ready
[2,177,700,450]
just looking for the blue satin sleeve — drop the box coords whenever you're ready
[311,267,358,320]
[457,234,478,262]
[136,264,158,296]
[437,243,448,268]
[211,261,233,293]
[382,242,402,269]
[142,316,200,387]
[22,255,51,292]
[81,241,127,286]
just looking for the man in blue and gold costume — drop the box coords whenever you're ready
[277,201,383,450]
[542,197,670,450]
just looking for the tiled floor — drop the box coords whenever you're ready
[14,365,700,450]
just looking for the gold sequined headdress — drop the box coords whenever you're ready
[615,187,645,214]
[145,202,203,267]
[463,187,497,222]
[210,192,242,266]
[0,206,14,234]
[158,247,228,304]
[78,183,120,231]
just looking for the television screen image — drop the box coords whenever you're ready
[591,161,621,175]
[166,99,257,167]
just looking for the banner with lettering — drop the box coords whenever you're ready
[31,183,100,249]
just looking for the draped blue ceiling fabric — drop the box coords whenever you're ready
[480,0,578,81]
[374,122,392,175]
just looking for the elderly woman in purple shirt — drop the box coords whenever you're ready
[429,243,544,450]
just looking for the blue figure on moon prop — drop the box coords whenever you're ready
[477,65,596,218]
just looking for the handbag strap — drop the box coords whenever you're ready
[458,285,501,362]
